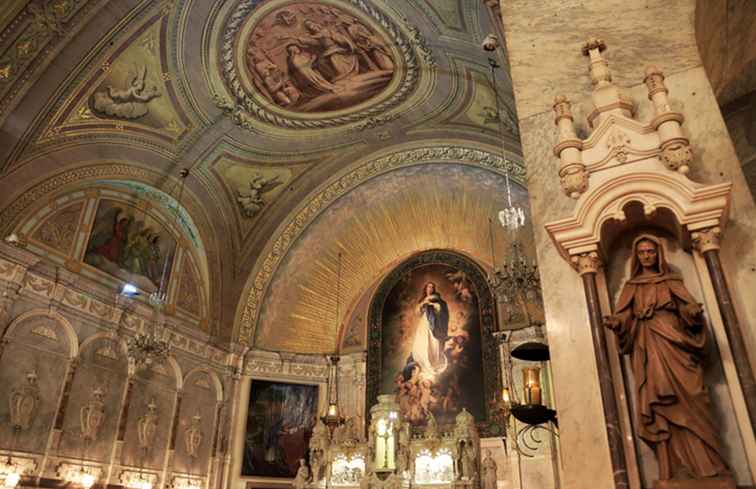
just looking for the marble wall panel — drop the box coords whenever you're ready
[58,336,129,462]
[172,370,219,475]
[0,314,72,455]
[120,366,179,470]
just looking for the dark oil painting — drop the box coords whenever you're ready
[242,380,318,478]
[84,199,176,292]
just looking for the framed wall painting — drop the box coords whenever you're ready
[83,198,177,292]
[366,250,501,437]
[241,379,319,479]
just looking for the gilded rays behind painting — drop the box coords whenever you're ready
[378,261,486,427]
[84,199,176,292]
[242,380,318,478]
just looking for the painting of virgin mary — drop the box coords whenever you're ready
[378,262,486,427]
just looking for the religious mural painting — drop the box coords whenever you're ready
[367,251,500,434]
[244,2,396,113]
[242,380,318,478]
[84,199,177,292]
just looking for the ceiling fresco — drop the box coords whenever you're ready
[0,0,522,347]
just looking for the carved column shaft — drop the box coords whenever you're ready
[169,395,183,450]
[117,379,135,441]
[694,229,756,430]
[575,253,629,489]
[53,359,79,430]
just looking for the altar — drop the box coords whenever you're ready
[299,395,480,489]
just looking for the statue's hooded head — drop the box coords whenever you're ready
[629,234,670,277]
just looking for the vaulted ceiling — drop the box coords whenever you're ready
[0,0,525,350]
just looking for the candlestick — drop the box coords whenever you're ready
[522,367,542,405]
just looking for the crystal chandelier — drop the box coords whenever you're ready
[125,169,189,370]
[126,292,171,370]
[487,52,525,232]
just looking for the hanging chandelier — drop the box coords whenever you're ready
[126,169,189,370]
[487,55,525,233]
[321,252,345,434]
[487,218,541,307]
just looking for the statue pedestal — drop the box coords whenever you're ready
[654,477,736,489]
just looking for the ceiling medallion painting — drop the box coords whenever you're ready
[220,0,430,129]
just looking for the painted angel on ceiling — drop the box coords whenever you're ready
[237,173,284,218]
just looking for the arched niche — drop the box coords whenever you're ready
[58,333,129,463]
[601,219,753,487]
[172,368,224,476]
[120,357,182,471]
[365,249,501,436]
[11,181,210,330]
[0,310,77,454]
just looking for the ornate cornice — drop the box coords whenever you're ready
[236,144,524,345]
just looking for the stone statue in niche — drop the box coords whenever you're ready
[92,65,161,120]
[458,439,477,481]
[9,370,40,431]
[293,459,309,489]
[481,450,497,489]
[245,2,395,113]
[308,419,328,481]
[184,413,203,458]
[424,412,439,440]
[137,399,159,450]
[604,235,732,486]
[236,173,284,218]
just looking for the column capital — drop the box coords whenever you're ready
[571,251,602,275]
[692,226,721,253]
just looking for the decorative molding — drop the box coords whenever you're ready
[194,375,211,389]
[31,324,58,340]
[238,145,524,344]
[571,251,602,276]
[119,469,159,489]
[95,345,119,360]
[692,226,722,254]
[0,0,108,125]
[56,462,103,483]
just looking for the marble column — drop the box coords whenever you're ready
[693,227,756,431]
[498,2,756,487]
[575,252,628,489]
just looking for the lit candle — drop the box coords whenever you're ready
[501,387,511,404]
[327,403,338,417]
[522,367,541,405]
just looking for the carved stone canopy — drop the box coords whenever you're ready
[546,41,732,267]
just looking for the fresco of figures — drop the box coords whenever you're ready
[242,380,318,478]
[379,264,485,427]
[84,199,176,292]
[245,2,396,113]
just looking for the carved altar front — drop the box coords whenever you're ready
[305,396,480,489]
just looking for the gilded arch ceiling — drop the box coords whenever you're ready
[0,0,520,344]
